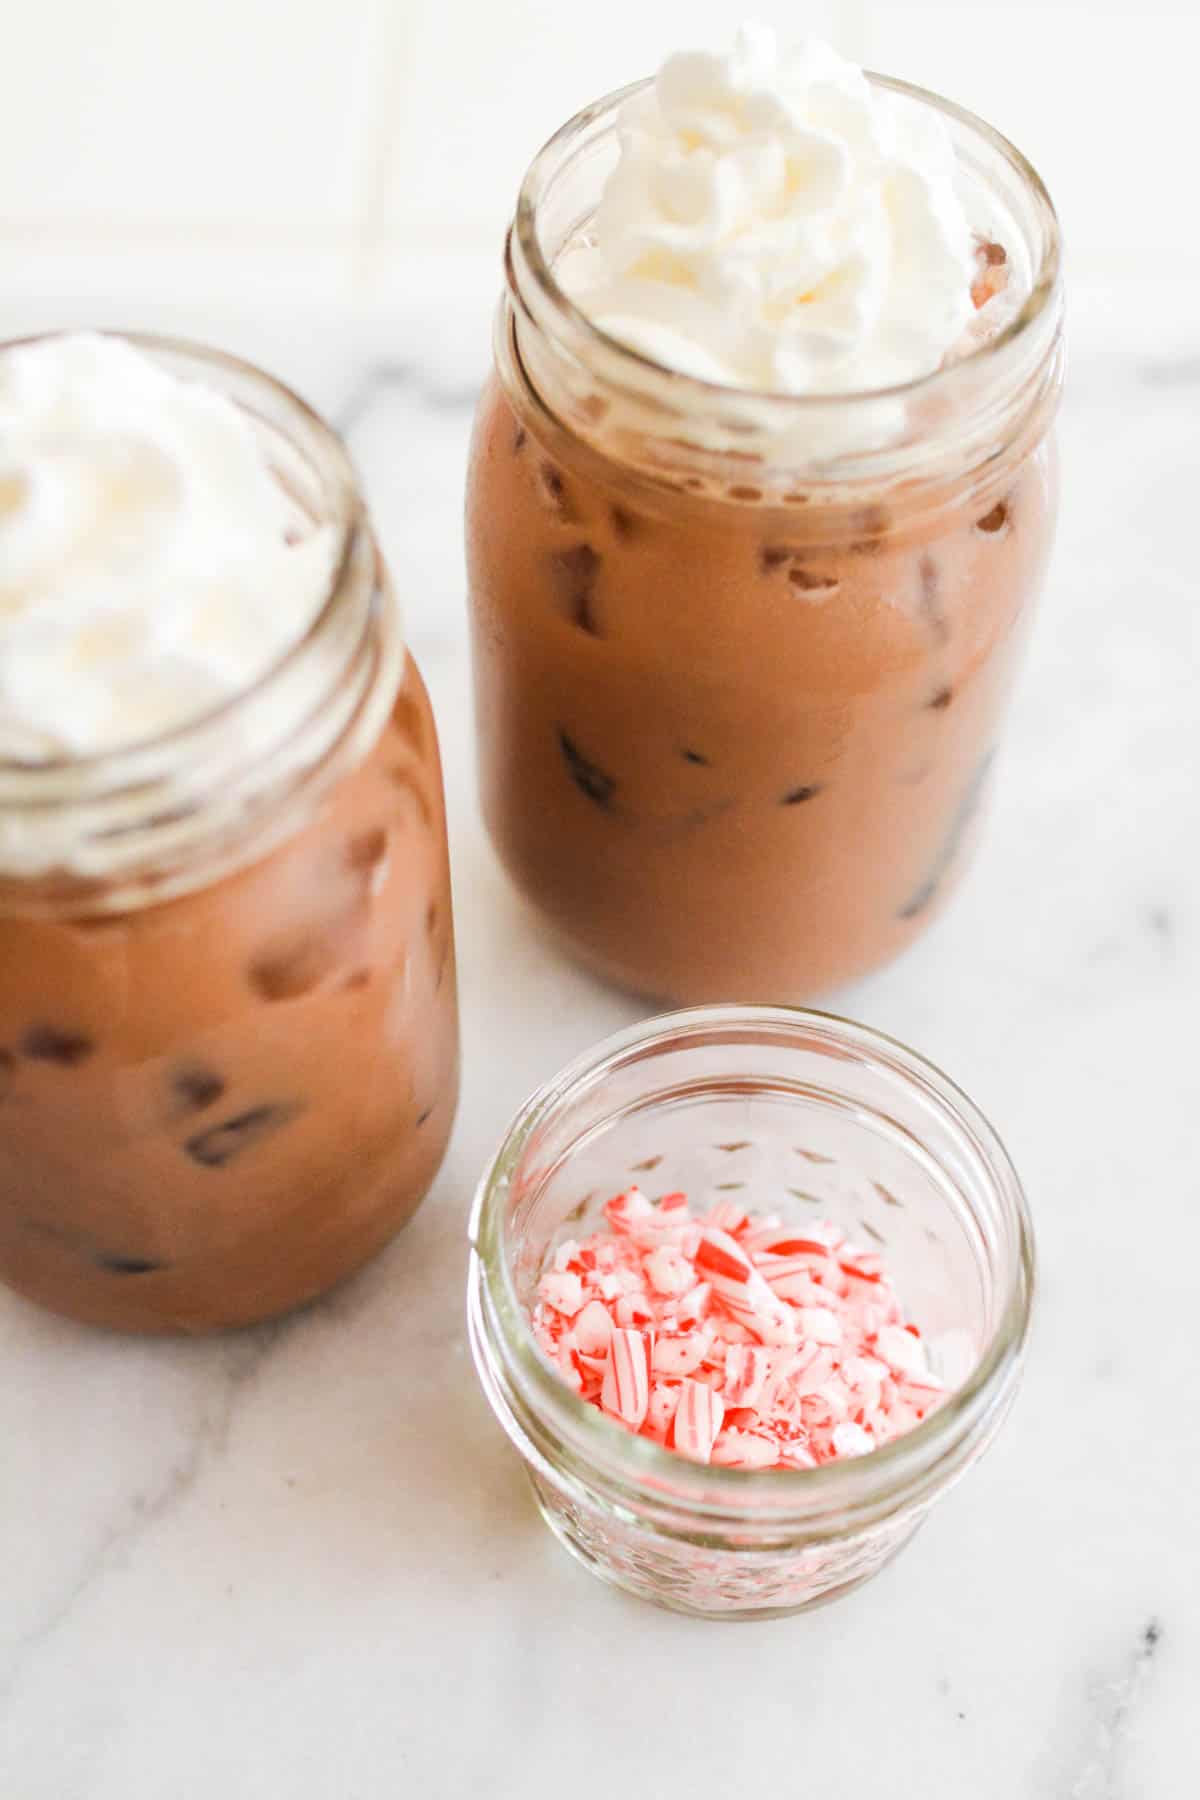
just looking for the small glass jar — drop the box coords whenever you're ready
[466,77,1064,1002]
[468,1005,1033,1619]
[0,333,459,1333]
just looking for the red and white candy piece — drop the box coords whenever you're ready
[722,1344,771,1409]
[604,1186,654,1235]
[705,1196,749,1236]
[644,1380,681,1441]
[795,1306,842,1347]
[645,1244,695,1296]
[695,1228,796,1346]
[875,1323,928,1376]
[674,1282,711,1328]
[614,1292,654,1330]
[653,1325,712,1378]
[672,1378,725,1463]
[538,1270,584,1317]
[573,1298,613,1356]
[711,1427,778,1469]
[600,1327,650,1429]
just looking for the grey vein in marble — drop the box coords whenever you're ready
[1064,1619,1165,1800]
[0,1322,285,1714]
[336,359,482,437]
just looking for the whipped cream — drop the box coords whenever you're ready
[0,333,339,762]
[558,26,978,395]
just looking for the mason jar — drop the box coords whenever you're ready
[0,333,459,1333]
[468,1005,1034,1619]
[466,77,1064,1002]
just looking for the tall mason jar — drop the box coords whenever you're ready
[0,334,459,1333]
[466,77,1063,1003]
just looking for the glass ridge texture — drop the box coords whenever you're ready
[0,334,460,1333]
[468,1006,1035,1620]
[465,76,1065,1003]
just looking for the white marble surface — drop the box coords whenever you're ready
[2,276,1198,1798]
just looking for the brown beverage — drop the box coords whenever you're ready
[466,45,1063,1003]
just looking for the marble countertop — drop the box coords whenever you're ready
[2,275,1197,1798]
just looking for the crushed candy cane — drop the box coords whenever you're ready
[529,1187,947,1469]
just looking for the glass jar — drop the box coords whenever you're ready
[466,77,1064,1002]
[0,333,459,1333]
[468,1005,1034,1619]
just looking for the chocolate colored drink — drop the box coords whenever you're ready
[0,334,458,1331]
[466,34,1063,1002]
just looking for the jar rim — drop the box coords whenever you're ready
[469,1003,1036,1526]
[0,328,363,779]
[513,71,1062,419]
[0,328,404,909]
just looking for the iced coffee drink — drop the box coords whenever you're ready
[467,30,1063,1001]
[0,334,458,1331]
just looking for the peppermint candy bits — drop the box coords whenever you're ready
[529,1187,946,1469]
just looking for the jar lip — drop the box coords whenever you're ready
[470,1003,1036,1517]
[0,327,364,780]
[514,70,1062,416]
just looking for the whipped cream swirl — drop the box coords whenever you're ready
[559,26,977,395]
[0,333,339,762]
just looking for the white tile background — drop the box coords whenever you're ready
[0,0,1193,314]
